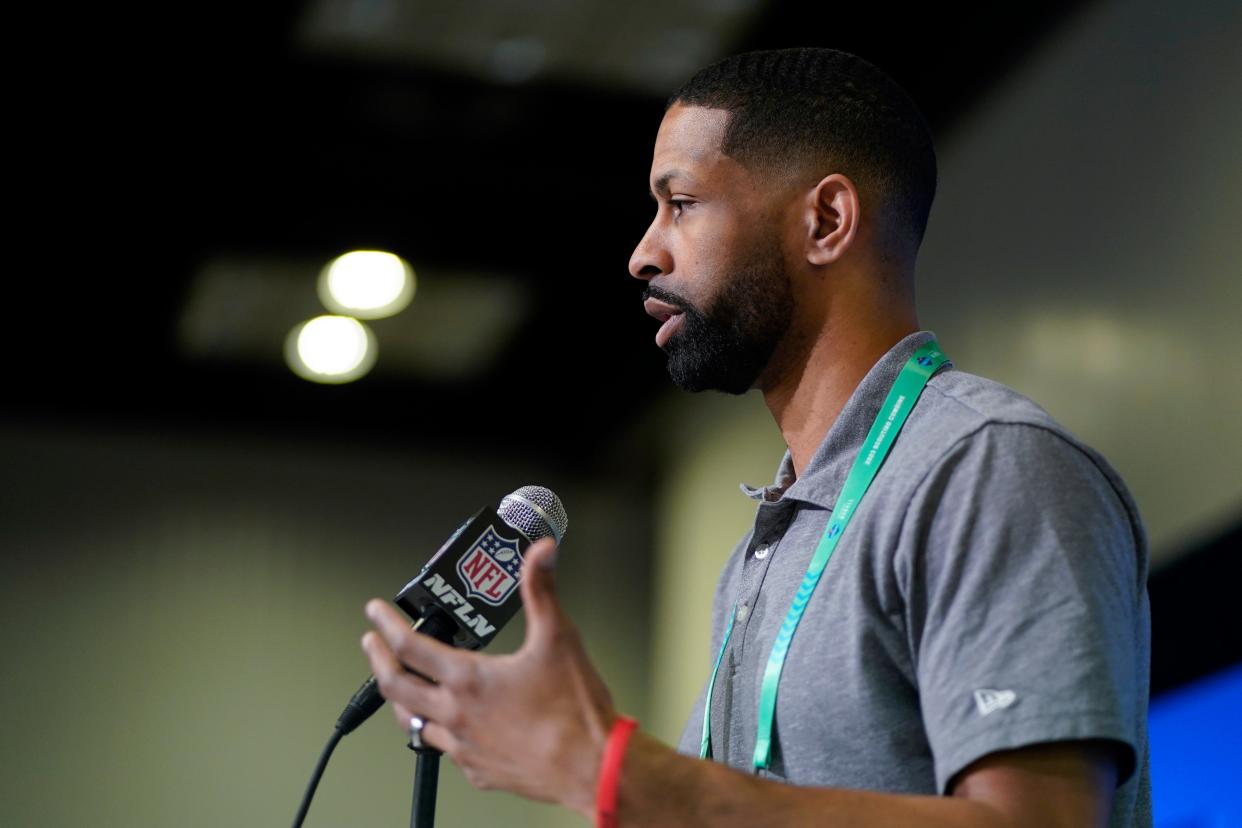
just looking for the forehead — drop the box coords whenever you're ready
[649,104,736,191]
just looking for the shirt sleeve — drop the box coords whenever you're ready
[895,421,1149,794]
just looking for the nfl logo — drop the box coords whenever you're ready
[456,526,524,606]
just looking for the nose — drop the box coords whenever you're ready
[628,220,672,282]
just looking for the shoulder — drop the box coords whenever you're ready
[918,366,1065,438]
[893,369,1147,585]
[887,367,1069,480]
[887,366,1147,564]
[910,368,1137,505]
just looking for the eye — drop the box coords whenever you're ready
[669,199,693,217]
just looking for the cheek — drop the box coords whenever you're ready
[676,212,737,281]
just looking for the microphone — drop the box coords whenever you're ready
[334,485,568,735]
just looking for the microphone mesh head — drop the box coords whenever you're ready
[498,485,568,544]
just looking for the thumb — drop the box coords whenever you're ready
[519,537,562,643]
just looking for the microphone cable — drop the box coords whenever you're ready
[292,728,344,828]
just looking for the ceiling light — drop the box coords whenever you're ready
[285,315,377,383]
[319,250,415,319]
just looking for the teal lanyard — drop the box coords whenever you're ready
[699,340,949,770]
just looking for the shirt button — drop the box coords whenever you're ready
[754,545,771,560]
[736,603,750,621]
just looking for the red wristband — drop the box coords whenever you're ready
[595,714,639,828]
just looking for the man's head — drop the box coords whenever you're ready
[630,47,937,394]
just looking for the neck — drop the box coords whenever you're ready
[761,309,918,479]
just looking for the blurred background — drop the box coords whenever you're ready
[3,0,1240,825]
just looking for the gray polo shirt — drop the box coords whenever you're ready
[677,330,1151,827]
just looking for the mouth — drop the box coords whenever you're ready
[643,296,686,348]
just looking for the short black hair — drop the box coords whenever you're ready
[669,47,938,255]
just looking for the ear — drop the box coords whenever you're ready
[804,173,861,266]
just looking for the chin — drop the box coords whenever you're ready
[666,361,757,395]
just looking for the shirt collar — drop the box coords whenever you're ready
[739,330,946,510]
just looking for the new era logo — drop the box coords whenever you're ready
[973,689,1017,716]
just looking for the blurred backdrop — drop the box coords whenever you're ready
[3,0,1240,825]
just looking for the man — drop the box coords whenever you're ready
[362,47,1151,827]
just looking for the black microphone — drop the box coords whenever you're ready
[334,485,568,735]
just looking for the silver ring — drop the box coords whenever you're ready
[408,715,427,750]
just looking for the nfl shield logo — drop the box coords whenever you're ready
[456,526,524,606]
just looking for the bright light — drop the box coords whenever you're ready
[318,250,415,319]
[285,315,377,384]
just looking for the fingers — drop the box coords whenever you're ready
[361,628,455,723]
[519,538,563,645]
[366,599,465,683]
[390,699,461,755]
[415,719,459,755]
[392,699,415,729]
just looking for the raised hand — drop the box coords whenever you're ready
[361,537,618,817]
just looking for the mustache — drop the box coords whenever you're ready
[642,285,695,315]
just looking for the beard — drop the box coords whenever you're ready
[644,243,793,395]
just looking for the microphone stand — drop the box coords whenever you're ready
[405,610,457,828]
[409,743,441,828]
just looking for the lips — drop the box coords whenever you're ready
[655,313,685,347]
[643,296,686,348]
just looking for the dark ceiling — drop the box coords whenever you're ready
[13,0,1088,473]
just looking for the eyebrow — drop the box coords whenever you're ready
[648,169,694,201]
